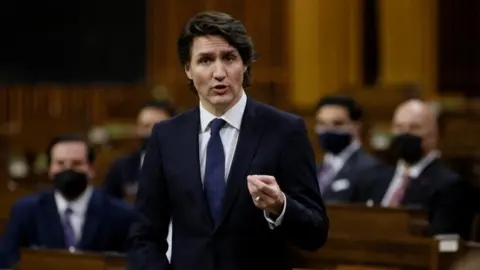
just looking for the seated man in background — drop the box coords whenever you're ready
[353,99,474,238]
[0,134,138,268]
[103,100,176,199]
[315,95,380,202]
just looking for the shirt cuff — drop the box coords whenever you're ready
[263,192,287,229]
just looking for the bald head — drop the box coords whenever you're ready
[392,99,438,152]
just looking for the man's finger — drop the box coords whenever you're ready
[247,179,258,194]
[258,183,278,198]
[253,194,275,209]
[248,176,268,190]
[248,177,278,198]
[255,175,276,184]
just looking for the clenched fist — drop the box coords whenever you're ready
[247,175,285,215]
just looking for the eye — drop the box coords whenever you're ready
[198,57,212,64]
[224,54,236,62]
[331,119,347,127]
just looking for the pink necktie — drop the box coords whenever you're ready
[388,172,411,206]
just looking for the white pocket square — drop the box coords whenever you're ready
[331,178,350,192]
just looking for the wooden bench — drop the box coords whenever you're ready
[15,239,480,270]
[327,203,429,238]
[295,235,480,270]
[18,249,125,270]
[8,203,475,270]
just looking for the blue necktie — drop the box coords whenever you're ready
[63,208,76,249]
[204,118,226,225]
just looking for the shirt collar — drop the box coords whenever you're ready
[199,90,247,133]
[397,150,441,178]
[54,186,93,216]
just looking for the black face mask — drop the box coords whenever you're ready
[317,131,352,155]
[391,133,424,164]
[53,170,88,201]
[140,136,150,151]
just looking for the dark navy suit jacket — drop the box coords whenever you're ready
[0,189,137,268]
[127,98,329,270]
[103,152,142,199]
[352,159,474,239]
[320,148,380,203]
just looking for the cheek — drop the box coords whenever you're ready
[190,68,210,84]
[232,66,245,81]
[48,166,60,178]
[422,136,434,147]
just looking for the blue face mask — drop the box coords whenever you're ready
[317,131,352,155]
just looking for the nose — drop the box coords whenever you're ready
[213,61,226,81]
[63,163,73,170]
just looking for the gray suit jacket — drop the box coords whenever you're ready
[318,148,380,203]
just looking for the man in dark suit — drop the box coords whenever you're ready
[102,100,176,199]
[127,11,329,270]
[353,99,473,238]
[0,134,138,268]
[315,95,379,202]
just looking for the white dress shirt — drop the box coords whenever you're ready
[323,141,361,176]
[381,150,440,206]
[54,186,94,244]
[198,91,286,228]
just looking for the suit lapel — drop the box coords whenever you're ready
[323,150,357,195]
[402,159,438,205]
[78,190,101,249]
[374,167,396,203]
[39,192,67,248]
[217,98,264,229]
[183,108,214,228]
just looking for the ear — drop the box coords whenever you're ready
[352,121,362,138]
[354,121,362,132]
[88,165,96,180]
[184,64,192,80]
[243,65,248,73]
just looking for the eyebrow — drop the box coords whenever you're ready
[196,49,237,58]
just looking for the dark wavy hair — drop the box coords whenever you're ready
[177,11,258,91]
[46,133,94,165]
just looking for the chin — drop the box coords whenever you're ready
[210,95,234,106]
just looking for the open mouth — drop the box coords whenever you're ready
[213,85,228,94]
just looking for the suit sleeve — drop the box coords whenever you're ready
[0,201,28,269]
[102,160,125,199]
[276,118,329,251]
[350,167,378,203]
[127,124,170,270]
[428,177,472,239]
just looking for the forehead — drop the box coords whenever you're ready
[138,108,170,122]
[51,141,88,160]
[191,35,237,56]
[317,105,350,120]
[394,107,425,125]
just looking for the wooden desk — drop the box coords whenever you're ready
[15,240,480,270]
[18,249,125,270]
[327,203,428,238]
[293,235,480,270]
[293,235,439,270]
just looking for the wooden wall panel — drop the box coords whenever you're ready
[0,84,150,151]
[378,0,437,99]
[289,0,363,109]
[438,0,480,96]
[0,84,148,126]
